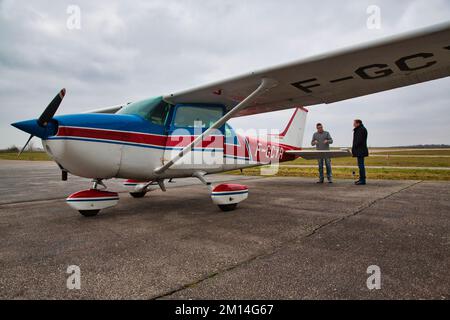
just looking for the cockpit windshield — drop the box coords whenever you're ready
[117,96,170,125]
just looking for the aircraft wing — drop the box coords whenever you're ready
[285,149,352,160]
[84,103,126,114]
[164,23,450,117]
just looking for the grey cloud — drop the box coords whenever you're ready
[1,0,449,148]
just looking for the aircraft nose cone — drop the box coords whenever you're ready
[11,119,57,139]
[11,119,39,135]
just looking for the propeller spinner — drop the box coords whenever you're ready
[14,88,66,156]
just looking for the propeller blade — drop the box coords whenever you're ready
[18,135,34,157]
[37,88,66,127]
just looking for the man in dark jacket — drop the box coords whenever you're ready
[352,119,368,185]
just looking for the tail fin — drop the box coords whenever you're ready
[277,107,308,148]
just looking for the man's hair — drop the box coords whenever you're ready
[354,119,363,125]
[316,123,323,127]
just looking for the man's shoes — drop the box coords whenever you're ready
[328,179,333,184]
[316,180,324,184]
[355,180,366,185]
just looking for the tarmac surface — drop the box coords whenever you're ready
[0,160,449,299]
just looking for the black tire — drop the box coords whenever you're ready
[130,191,147,198]
[218,204,237,212]
[79,210,100,217]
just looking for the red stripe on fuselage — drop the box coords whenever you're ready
[245,135,300,162]
[57,127,223,149]
[166,135,223,148]
[56,126,300,162]
[57,127,167,146]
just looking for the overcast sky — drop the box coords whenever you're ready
[1,0,449,148]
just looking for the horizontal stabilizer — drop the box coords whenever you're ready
[286,149,352,160]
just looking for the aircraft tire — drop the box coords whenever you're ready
[218,204,237,212]
[130,191,147,198]
[78,210,100,217]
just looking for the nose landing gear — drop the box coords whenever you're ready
[66,179,119,217]
[192,172,249,212]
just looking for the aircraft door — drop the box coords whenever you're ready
[116,97,171,178]
[163,104,225,173]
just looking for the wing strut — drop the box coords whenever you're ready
[154,78,278,174]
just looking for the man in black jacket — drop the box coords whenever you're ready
[352,119,368,185]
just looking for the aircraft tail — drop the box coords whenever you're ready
[276,107,308,149]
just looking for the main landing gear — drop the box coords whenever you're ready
[211,184,249,212]
[66,179,119,217]
[65,177,250,217]
[129,190,147,198]
[123,179,149,198]
[192,172,249,212]
[123,179,166,198]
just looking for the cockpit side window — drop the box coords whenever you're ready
[173,105,223,128]
[225,123,233,137]
[117,96,170,126]
[225,123,238,145]
[149,102,169,125]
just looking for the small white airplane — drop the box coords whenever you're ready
[12,23,450,216]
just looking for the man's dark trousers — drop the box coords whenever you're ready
[357,156,366,183]
[352,124,368,184]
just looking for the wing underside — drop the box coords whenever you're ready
[84,104,125,114]
[164,23,450,117]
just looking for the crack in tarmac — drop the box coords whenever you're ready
[151,180,423,300]
[305,180,423,238]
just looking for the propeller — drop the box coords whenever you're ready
[18,88,66,156]
[18,135,34,157]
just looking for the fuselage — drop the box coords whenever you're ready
[14,96,301,181]
[43,114,299,180]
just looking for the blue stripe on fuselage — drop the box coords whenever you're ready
[54,113,166,135]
